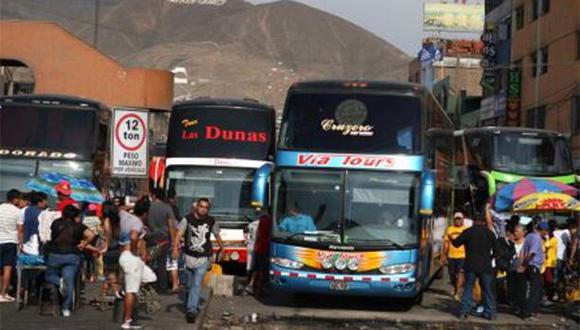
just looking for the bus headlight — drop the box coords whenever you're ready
[271,258,304,270]
[334,258,347,271]
[347,259,359,271]
[379,263,415,275]
[321,259,333,270]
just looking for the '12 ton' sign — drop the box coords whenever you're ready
[297,154,395,168]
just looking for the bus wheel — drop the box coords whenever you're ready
[400,291,423,309]
[414,291,424,305]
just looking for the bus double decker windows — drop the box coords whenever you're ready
[280,93,422,154]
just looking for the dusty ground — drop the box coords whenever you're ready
[1,274,578,330]
[202,275,578,330]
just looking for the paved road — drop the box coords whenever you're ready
[203,276,578,330]
[1,276,577,330]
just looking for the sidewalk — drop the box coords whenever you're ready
[0,282,210,330]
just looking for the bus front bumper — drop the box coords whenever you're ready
[269,267,418,297]
[213,246,248,264]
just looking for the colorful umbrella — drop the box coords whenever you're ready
[494,178,577,212]
[512,192,580,213]
[26,172,104,204]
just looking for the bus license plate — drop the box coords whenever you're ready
[330,281,349,291]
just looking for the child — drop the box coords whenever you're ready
[83,204,104,282]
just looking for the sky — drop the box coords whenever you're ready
[248,0,482,56]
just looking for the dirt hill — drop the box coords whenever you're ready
[1,0,410,111]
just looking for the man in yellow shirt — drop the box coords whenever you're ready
[542,220,558,304]
[441,212,468,301]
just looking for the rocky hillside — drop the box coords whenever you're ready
[1,0,410,111]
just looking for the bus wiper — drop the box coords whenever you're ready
[213,212,253,221]
[351,238,405,249]
[284,232,337,243]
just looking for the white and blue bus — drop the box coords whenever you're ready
[253,81,454,303]
[164,98,276,268]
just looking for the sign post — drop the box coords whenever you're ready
[111,108,149,177]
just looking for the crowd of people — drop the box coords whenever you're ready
[0,182,261,329]
[1,181,578,328]
[441,207,579,321]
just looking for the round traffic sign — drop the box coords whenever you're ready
[115,113,147,151]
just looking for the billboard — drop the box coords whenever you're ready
[423,4,484,33]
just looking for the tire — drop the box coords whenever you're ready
[399,291,423,309]
[414,291,424,305]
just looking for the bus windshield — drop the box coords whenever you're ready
[280,92,422,154]
[166,166,256,224]
[492,134,572,176]
[344,171,418,245]
[0,158,36,198]
[0,158,93,199]
[272,168,419,247]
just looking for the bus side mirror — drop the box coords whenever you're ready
[419,170,435,216]
[251,164,273,209]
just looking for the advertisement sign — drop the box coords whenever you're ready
[276,151,424,172]
[166,105,275,160]
[480,27,497,90]
[111,108,149,177]
[423,4,484,33]
[506,69,522,126]
[479,94,507,121]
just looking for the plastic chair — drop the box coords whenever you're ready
[38,282,59,316]
[15,264,47,310]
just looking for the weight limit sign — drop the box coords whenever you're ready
[111,108,149,177]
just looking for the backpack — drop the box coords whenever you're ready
[495,237,515,272]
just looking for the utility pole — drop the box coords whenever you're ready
[534,0,542,120]
[93,0,100,48]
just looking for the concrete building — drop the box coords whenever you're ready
[409,40,483,98]
[0,20,174,145]
[0,20,175,192]
[409,39,483,127]
[509,0,580,169]
[478,1,513,126]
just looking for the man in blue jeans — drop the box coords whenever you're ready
[452,216,498,321]
[172,198,223,323]
[45,205,96,317]
[519,221,548,320]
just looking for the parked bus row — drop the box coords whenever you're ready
[0,81,577,303]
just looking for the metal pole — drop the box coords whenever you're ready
[93,0,100,48]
